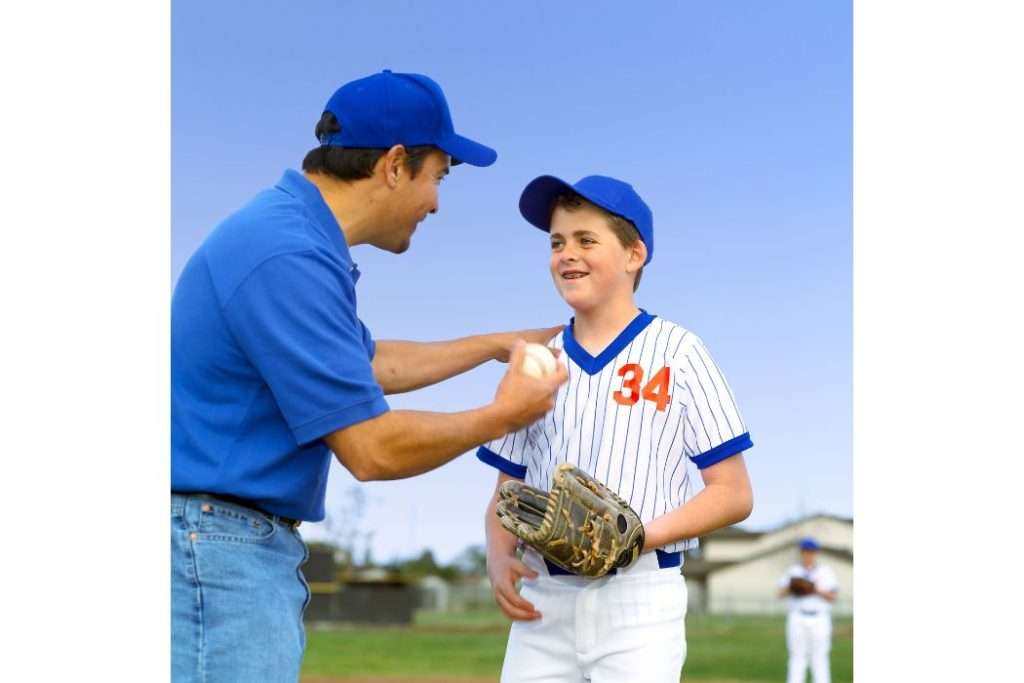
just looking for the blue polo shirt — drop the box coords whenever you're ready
[171,170,389,521]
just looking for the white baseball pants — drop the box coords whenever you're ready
[500,550,687,683]
[785,611,832,683]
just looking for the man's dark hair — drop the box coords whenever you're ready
[302,112,435,181]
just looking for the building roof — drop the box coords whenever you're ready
[683,513,854,579]
[702,512,853,544]
[684,540,852,580]
[704,525,763,540]
[681,557,734,578]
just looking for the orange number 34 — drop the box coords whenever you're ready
[612,364,672,412]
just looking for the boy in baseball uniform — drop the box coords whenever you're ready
[478,174,755,682]
[778,538,840,683]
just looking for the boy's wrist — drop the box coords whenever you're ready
[641,521,662,552]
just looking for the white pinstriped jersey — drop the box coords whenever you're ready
[779,563,839,614]
[478,310,752,553]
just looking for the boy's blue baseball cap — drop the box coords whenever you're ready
[320,70,497,167]
[519,174,655,264]
[799,538,820,551]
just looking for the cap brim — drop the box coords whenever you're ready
[519,175,574,232]
[439,134,497,167]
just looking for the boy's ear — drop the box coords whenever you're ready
[627,240,647,272]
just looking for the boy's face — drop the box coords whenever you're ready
[548,203,642,313]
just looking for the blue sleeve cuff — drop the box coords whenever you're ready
[476,447,527,479]
[691,432,753,470]
[293,394,390,445]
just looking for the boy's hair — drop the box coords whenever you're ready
[553,192,644,291]
[302,111,435,181]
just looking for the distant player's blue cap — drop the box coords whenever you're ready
[799,538,820,551]
[519,175,655,265]
[320,70,497,167]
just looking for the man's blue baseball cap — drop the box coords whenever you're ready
[519,175,655,265]
[320,70,497,167]
[799,538,820,551]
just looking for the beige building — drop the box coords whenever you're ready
[683,514,852,616]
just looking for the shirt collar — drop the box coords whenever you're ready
[275,169,360,282]
[562,309,656,376]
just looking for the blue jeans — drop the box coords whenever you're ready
[171,494,310,682]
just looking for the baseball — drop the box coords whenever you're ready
[521,343,557,378]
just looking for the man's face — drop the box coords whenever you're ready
[381,149,450,253]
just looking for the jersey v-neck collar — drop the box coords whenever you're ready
[562,309,656,376]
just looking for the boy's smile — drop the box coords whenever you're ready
[549,204,640,313]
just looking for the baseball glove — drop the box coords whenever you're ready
[789,576,817,596]
[496,463,645,578]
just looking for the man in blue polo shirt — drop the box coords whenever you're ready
[171,70,567,682]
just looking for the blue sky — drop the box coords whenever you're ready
[173,0,851,563]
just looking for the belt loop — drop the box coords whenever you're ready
[180,493,200,527]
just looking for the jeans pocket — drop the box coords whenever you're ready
[199,504,277,544]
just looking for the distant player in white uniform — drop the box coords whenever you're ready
[479,174,755,683]
[778,538,839,683]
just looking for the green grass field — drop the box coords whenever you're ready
[301,609,853,682]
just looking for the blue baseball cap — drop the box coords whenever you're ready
[799,538,820,551]
[519,175,655,264]
[320,70,497,167]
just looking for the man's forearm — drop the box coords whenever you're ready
[326,406,513,481]
[372,337,501,394]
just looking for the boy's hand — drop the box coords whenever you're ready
[492,326,564,362]
[487,551,541,621]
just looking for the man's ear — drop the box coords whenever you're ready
[380,144,406,188]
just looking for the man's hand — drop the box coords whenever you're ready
[492,326,564,363]
[487,550,541,621]
[491,340,568,432]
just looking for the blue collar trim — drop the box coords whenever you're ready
[563,309,656,376]
[275,169,356,278]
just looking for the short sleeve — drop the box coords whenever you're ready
[359,318,377,360]
[674,335,753,469]
[223,250,388,445]
[476,426,536,480]
[818,566,840,592]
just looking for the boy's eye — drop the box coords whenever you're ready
[580,237,595,246]
[551,241,564,251]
